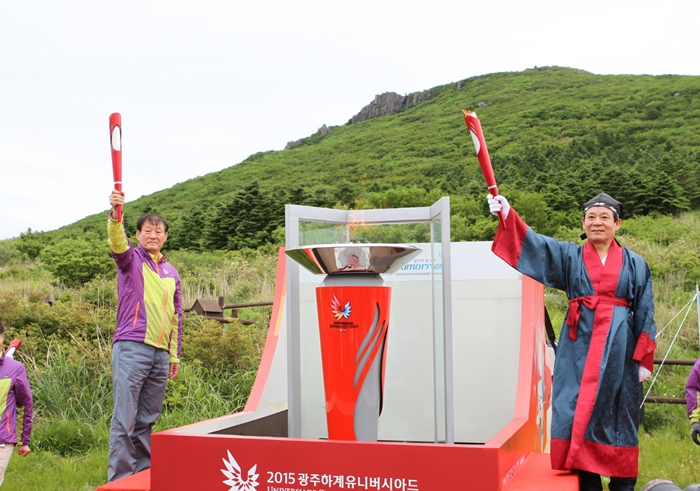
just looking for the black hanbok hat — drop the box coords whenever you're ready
[583,193,623,220]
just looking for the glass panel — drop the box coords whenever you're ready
[298,221,347,245]
[296,220,439,441]
[347,223,432,244]
[287,202,451,444]
[298,220,432,246]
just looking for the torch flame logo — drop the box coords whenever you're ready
[221,450,259,491]
[331,295,351,320]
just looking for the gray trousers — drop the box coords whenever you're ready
[108,341,169,482]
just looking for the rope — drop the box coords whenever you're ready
[641,291,698,407]
[655,292,698,337]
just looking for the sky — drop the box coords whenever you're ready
[1,1,699,240]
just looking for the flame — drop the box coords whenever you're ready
[347,211,371,242]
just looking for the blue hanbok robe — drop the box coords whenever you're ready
[492,209,656,478]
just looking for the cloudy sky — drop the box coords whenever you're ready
[1,0,698,239]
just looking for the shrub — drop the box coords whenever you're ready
[0,239,22,266]
[182,316,265,372]
[16,229,54,260]
[38,238,115,287]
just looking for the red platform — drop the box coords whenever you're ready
[96,469,149,491]
[504,453,577,490]
[99,247,575,491]
[94,453,577,491]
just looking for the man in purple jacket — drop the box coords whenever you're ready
[107,190,182,482]
[0,321,33,485]
[686,357,700,445]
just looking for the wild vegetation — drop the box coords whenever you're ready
[1,67,700,489]
[1,214,700,489]
[0,244,277,489]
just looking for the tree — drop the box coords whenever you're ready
[363,186,442,209]
[228,181,284,250]
[168,203,208,251]
[203,180,284,251]
[17,229,53,260]
[511,191,560,236]
[648,171,690,214]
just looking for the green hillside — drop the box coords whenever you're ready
[53,66,700,249]
[2,66,700,489]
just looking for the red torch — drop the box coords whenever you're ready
[5,339,21,359]
[109,113,123,222]
[462,109,506,228]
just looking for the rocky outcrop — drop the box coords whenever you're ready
[349,90,432,124]
[285,124,331,149]
[284,89,434,149]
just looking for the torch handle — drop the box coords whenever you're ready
[109,113,123,222]
[462,110,506,228]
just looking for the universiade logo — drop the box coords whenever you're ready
[221,450,260,491]
[331,295,351,320]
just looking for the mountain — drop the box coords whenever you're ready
[54,66,700,249]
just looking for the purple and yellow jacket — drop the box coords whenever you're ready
[108,218,182,362]
[686,357,700,424]
[0,351,33,446]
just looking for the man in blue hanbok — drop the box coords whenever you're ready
[487,193,656,491]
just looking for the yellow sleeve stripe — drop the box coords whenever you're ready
[107,218,130,254]
[692,393,700,424]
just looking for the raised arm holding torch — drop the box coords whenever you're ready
[109,113,123,222]
[462,109,506,228]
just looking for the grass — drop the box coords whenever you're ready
[639,404,700,488]
[2,448,109,491]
